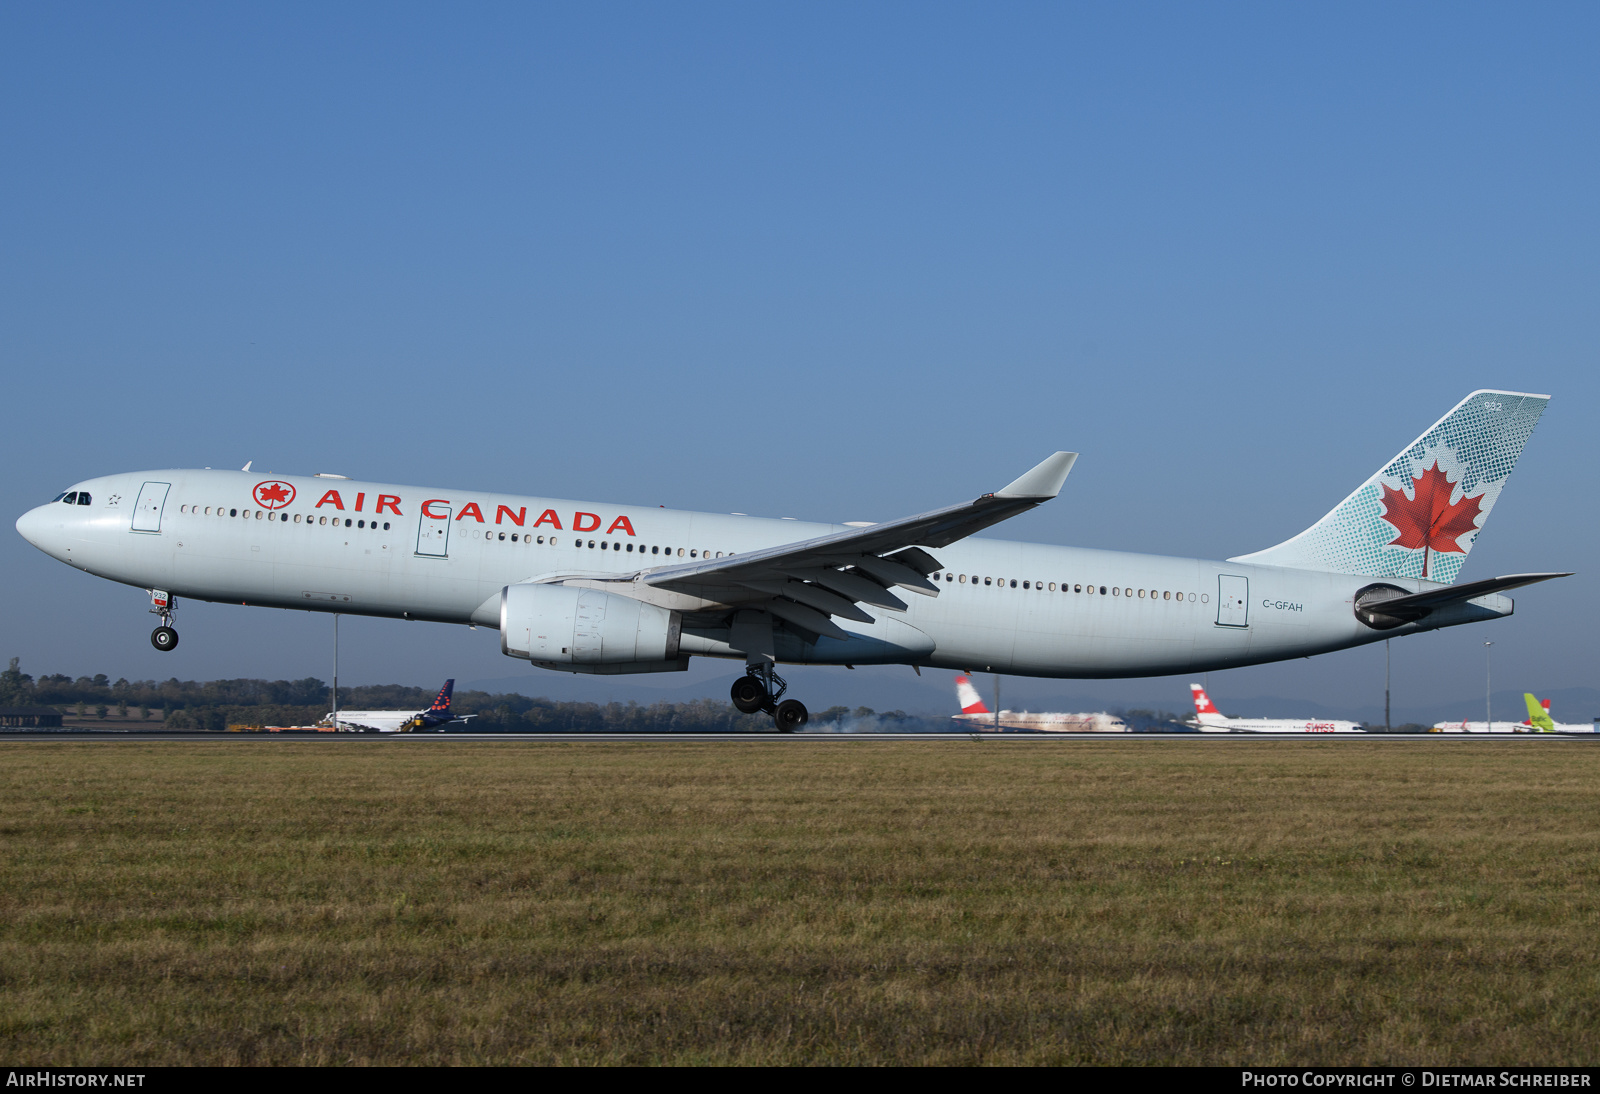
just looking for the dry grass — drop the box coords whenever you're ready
[2,739,1598,1065]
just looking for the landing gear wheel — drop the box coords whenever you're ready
[151,626,179,652]
[774,699,809,733]
[731,675,768,714]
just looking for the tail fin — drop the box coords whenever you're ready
[1190,684,1230,727]
[955,675,988,715]
[1525,692,1555,732]
[429,679,454,715]
[1230,390,1549,584]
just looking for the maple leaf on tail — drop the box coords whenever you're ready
[1378,461,1485,578]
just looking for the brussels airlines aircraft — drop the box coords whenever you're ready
[331,679,473,733]
[14,390,1569,731]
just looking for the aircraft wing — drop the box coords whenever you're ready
[639,452,1076,639]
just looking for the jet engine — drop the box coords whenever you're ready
[499,583,684,673]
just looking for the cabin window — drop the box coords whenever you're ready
[1021,581,1029,589]
[983,577,992,586]
[228,509,236,517]
[600,540,608,550]
[1138,589,1145,598]
[690,550,698,558]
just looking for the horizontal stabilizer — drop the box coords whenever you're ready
[1356,572,1571,627]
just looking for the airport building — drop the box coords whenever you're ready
[0,706,65,729]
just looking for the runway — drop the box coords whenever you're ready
[2,731,1596,743]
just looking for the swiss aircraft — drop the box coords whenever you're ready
[329,679,472,733]
[951,673,1126,732]
[1188,683,1365,733]
[15,390,1568,731]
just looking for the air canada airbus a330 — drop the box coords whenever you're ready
[15,390,1569,731]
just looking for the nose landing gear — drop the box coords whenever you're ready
[149,590,179,652]
[730,664,809,732]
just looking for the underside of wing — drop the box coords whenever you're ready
[554,451,1076,645]
[638,452,1075,641]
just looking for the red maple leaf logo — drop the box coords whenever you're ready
[1378,461,1483,577]
[253,481,295,509]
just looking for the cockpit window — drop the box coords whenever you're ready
[76,493,91,506]
[59,492,76,504]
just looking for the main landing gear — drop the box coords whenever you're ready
[731,664,808,732]
[149,590,179,652]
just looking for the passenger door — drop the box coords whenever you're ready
[1216,574,1249,627]
[415,506,451,558]
[131,482,170,533]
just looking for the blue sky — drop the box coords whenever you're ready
[2,3,1595,714]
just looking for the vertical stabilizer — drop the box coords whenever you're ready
[1525,693,1556,732]
[1189,684,1230,728]
[1230,391,1549,584]
[955,675,989,715]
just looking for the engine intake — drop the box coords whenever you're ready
[500,583,682,668]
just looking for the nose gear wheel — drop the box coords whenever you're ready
[148,592,179,652]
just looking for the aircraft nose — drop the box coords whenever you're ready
[16,505,60,554]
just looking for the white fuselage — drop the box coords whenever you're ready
[1431,720,1540,733]
[952,711,1127,732]
[325,710,419,733]
[16,469,1513,679]
[1197,715,1366,733]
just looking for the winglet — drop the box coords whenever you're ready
[996,452,1078,499]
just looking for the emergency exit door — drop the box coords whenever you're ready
[1216,575,1249,627]
[415,506,451,557]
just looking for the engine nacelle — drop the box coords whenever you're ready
[500,583,682,670]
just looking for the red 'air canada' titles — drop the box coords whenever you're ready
[311,490,636,535]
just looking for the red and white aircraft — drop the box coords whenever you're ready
[951,674,1126,732]
[1189,684,1366,733]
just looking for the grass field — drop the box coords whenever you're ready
[2,739,1598,1065]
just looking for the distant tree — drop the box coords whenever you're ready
[853,706,876,718]
[139,705,151,721]
[819,706,851,724]
[117,701,129,718]
[0,658,30,705]
[96,705,108,719]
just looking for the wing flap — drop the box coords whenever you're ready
[642,450,1075,634]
